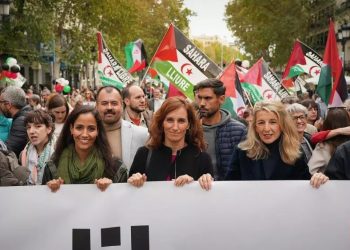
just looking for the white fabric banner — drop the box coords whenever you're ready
[0,181,349,250]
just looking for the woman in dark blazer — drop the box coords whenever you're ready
[228,101,310,181]
[128,97,213,190]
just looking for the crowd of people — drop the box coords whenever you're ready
[0,78,349,191]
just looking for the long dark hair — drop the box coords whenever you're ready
[147,96,206,151]
[322,108,350,154]
[52,105,116,178]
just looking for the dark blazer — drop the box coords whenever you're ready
[129,144,213,181]
[326,140,350,179]
[227,139,310,180]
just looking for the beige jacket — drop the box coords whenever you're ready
[308,142,332,175]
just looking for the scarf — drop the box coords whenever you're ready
[57,144,105,184]
[25,138,55,185]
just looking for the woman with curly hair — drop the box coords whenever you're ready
[128,97,213,190]
[228,101,310,180]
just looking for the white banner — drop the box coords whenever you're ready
[0,181,349,250]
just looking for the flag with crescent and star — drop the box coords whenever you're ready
[143,24,222,100]
[241,58,290,105]
[97,32,134,89]
[282,40,323,92]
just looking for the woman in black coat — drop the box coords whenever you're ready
[128,97,213,190]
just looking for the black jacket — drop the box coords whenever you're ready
[129,144,213,181]
[228,138,310,180]
[5,105,31,157]
[326,140,350,179]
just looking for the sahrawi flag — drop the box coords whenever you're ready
[97,32,134,89]
[241,58,290,105]
[316,20,348,107]
[219,61,246,117]
[282,39,323,91]
[144,24,222,100]
[125,39,148,73]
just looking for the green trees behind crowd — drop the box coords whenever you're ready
[0,0,193,68]
[225,0,331,67]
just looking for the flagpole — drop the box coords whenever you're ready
[244,89,253,107]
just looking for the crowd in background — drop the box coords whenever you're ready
[1,78,349,191]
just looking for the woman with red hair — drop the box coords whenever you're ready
[128,97,213,190]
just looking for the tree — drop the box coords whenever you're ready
[193,39,246,68]
[225,0,310,66]
[0,0,193,81]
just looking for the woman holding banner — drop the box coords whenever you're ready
[128,97,214,190]
[228,101,310,180]
[42,105,127,191]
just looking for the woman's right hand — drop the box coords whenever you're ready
[47,177,64,192]
[127,173,147,187]
[310,173,329,189]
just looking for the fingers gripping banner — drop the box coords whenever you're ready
[0,182,350,250]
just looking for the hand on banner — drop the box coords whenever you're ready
[47,177,64,192]
[310,173,329,189]
[128,173,147,187]
[95,178,112,191]
[174,175,194,187]
[198,173,214,191]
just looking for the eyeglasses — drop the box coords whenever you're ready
[292,115,306,121]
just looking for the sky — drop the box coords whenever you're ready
[183,0,235,43]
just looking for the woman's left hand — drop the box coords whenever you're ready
[95,178,112,191]
[174,174,194,187]
[198,173,213,191]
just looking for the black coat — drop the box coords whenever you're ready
[5,105,31,157]
[326,140,350,179]
[228,138,310,180]
[129,144,213,181]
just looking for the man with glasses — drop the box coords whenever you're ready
[0,86,31,157]
[95,86,148,170]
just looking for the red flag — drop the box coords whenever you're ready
[154,24,178,62]
[282,41,307,88]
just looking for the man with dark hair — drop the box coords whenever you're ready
[0,86,32,156]
[122,84,152,129]
[95,86,148,170]
[194,78,247,180]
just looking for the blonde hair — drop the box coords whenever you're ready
[238,101,301,165]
